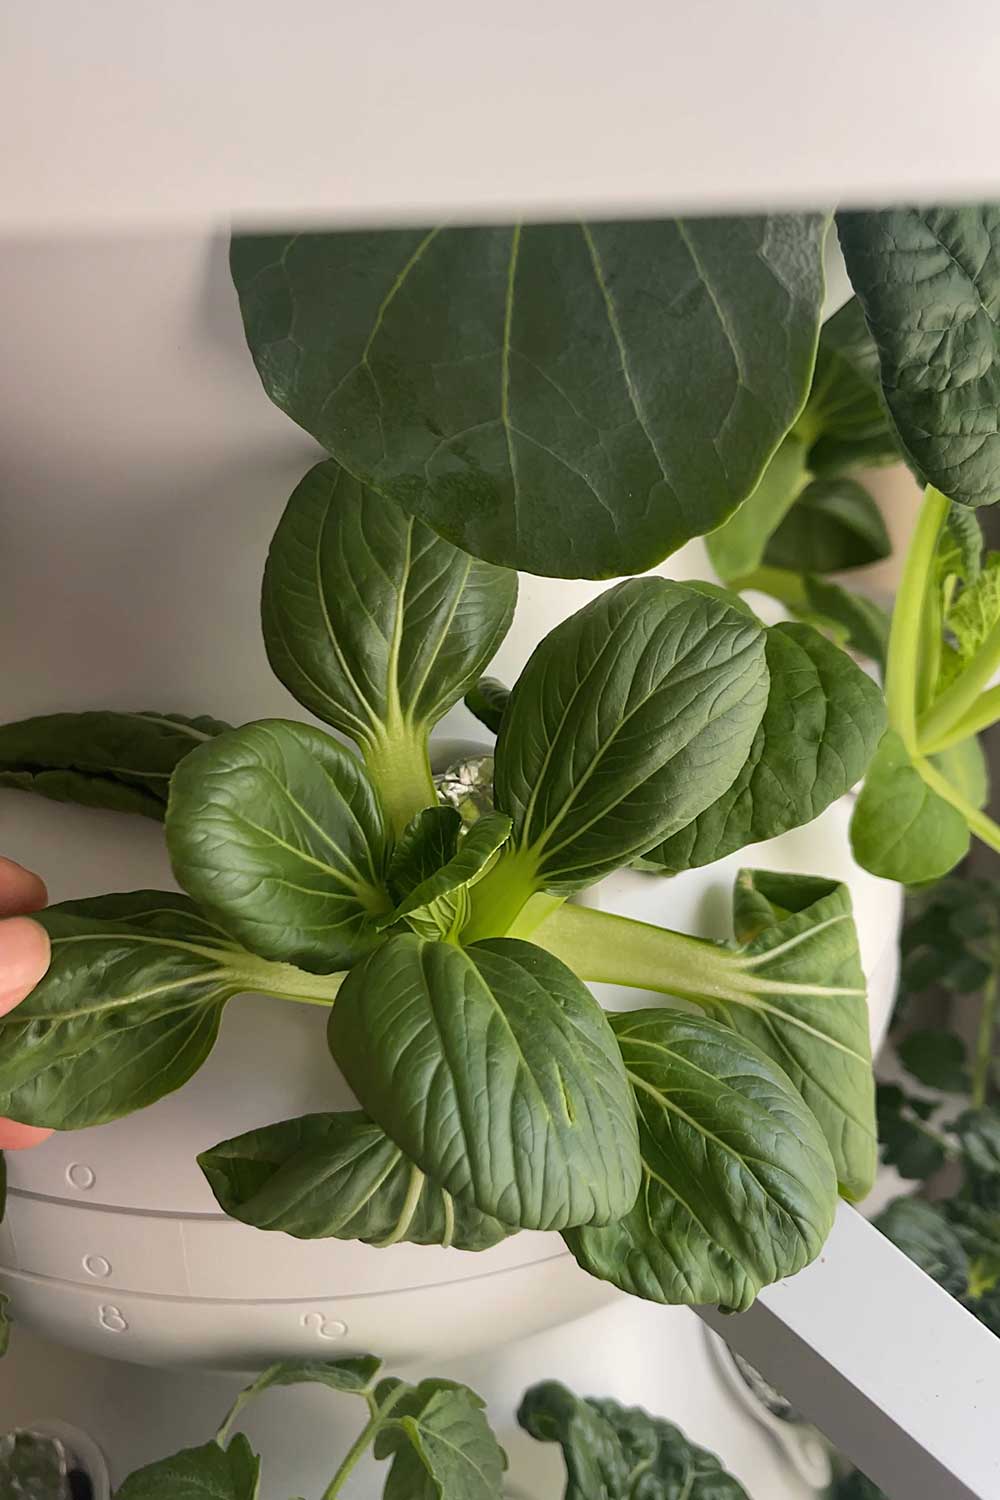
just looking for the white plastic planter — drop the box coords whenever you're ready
[0,562,902,1372]
[0,232,902,1373]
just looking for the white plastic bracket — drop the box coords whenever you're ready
[696,1202,1000,1500]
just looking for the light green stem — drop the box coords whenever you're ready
[886,486,950,753]
[363,722,438,837]
[918,616,1000,749]
[972,956,999,1111]
[920,685,1000,753]
[531,902,744,1004]
[321,1386,407,1500]
[236,957,344,1008]
[462,846,544,942]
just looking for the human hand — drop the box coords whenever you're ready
[0,856,51,1149]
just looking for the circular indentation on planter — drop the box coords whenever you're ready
[82,1255,112,1280]
[302,1312,348,1340]
[66,1164,96,1191]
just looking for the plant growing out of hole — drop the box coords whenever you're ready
[0,458,884,1311]
[8,201,1000,1312]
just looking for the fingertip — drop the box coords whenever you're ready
[0,916,51,1014]
[0,1120,53,1149]
[0,856,48,916]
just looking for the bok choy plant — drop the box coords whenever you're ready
[0,462,885,1311]
[107,1354,748,1500]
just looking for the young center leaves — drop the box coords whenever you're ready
[166,719,391,972]
[641,619,885,873]
[0,892,334,1132]
[261,460,516,776]
[328,935,641,1231]
[373,1377,508,1500]
[518,1382,750,1500]
[199,1109,513,1251]
[491,578,769,895]
[0,709,231,819]
[232,215,829,579]
[564,1011,837,1310]
[838,205,1000,508]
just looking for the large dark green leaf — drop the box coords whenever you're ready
[874,1197,970,1297]
[564,1010,836,1310]
[199,1110,513,1250]
[493,579,768,892]
[116,1436,260,1500]
[850,729,970,884]
[166,719,390,972]
[262,460,516,748]
[232,216,828,578]
[763,478,891,574]
[0,893,253,1130]
[837,206,1000,506]
[518,1382,750,1500]
[329,935,640,1231]
[641,622,885,872]
[375,1378,508,1500]
[0,710,230,820]
[720,870,875,1201]
[804,296,899,477]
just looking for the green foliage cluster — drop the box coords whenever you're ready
[3,201,1000,1338]
[103,1356,748,1499]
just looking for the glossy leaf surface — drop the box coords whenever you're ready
[0,710,230,820]
[262,461,516,746]
[564,1010,836,1310]
[518,1382,750,1499]
[838,206,1000,506]
[232,216,828,578]
[494,579,768,891]
[722,870,875,1200]
[0,893,250,1130]
[200,1110,512,1250]
[642,622,885,872]
[329,935,640,1230]
[167,719,390,972]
